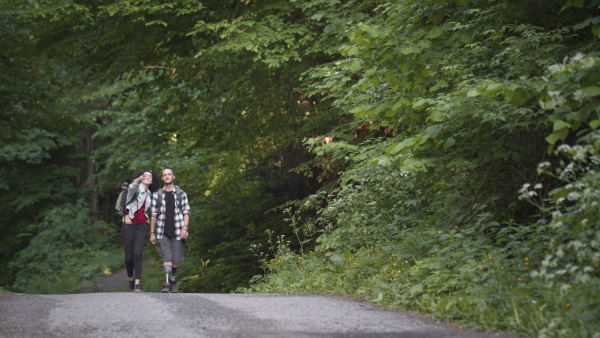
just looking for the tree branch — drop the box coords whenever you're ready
[143,65,177,76]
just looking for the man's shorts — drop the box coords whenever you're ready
[157,237,185,262]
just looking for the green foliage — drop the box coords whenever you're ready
[79,0,379,294]
[3,1,600,336]
[247,147,599,335]
[243,0,600,337]
[10,200,122,294]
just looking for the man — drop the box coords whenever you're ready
[149,168,191,293]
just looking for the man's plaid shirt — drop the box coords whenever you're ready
[150,188,191,240]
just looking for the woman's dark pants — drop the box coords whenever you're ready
[121,223,147,280]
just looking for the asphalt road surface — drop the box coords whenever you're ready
[0,292,519,338]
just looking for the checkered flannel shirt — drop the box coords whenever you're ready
[151,188,191,240]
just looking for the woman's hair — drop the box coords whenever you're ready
[132,170,160,192]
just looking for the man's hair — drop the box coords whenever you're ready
[132,170,160,192]
[162,168,175,176]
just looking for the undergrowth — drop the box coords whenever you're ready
[242,128,600,337]
[8,201,123,294]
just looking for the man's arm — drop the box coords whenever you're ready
[150,216,157,244]
[181,191,190,239]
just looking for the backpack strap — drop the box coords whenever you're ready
[174,186,183,208]
[156,188,164,213]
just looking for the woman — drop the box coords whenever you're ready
[121,170,159,292]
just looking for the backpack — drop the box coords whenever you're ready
[115,182,139,217]
[155,187,184,216]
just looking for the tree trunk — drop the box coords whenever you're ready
[86,127,100,223]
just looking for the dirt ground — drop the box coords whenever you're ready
[75,265,129,293]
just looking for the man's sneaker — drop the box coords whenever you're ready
[129,280,135,292]
[169,280,178,293]
[133,284,142,292]
[161,282,170,293]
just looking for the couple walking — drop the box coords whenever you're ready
[120,168,191,293]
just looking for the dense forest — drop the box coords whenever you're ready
[1,0,599,336]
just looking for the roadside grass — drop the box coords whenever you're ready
[13,248,123,295]
[244,240,598,337]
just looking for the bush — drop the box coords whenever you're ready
[9,200,122,294]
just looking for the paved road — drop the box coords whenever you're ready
[0,292,519,338]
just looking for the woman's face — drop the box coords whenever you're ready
[142,172,153,185]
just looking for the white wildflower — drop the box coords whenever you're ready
[567,240,584,250]
[537,161,551,173]
[547,64,565,76]
[572,53,584,61]
[580,55,596,69]
[574,90,587,102]
[559,283,572,292]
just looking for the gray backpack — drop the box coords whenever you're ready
[115,182,138,217]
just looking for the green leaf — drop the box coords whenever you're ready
[553,120,571,132]
[401,45,422,55]
[443,137,456,149]
[351,106,367,118]
[386,137,417,154]
[330,254,344,264]
[507,88,531,105]
[593,23,600,37]
[481,83,504,97]
[311,13,324,21]
[549,187,569,199]
[347,47,360,55]
[574,18,594,31]
[545,128,569,145]
[385,73,402,87]
[409,284,424,296]
[467,89,480,97]
[360,24,380,38]
[349,60,363,72]
[400,158,434,172]
[426,26,444,39]
[412,98,431,110]
[581,86,600,96]
[353,153,368,162]
[371,293,384,302]
[460,32,473,43]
